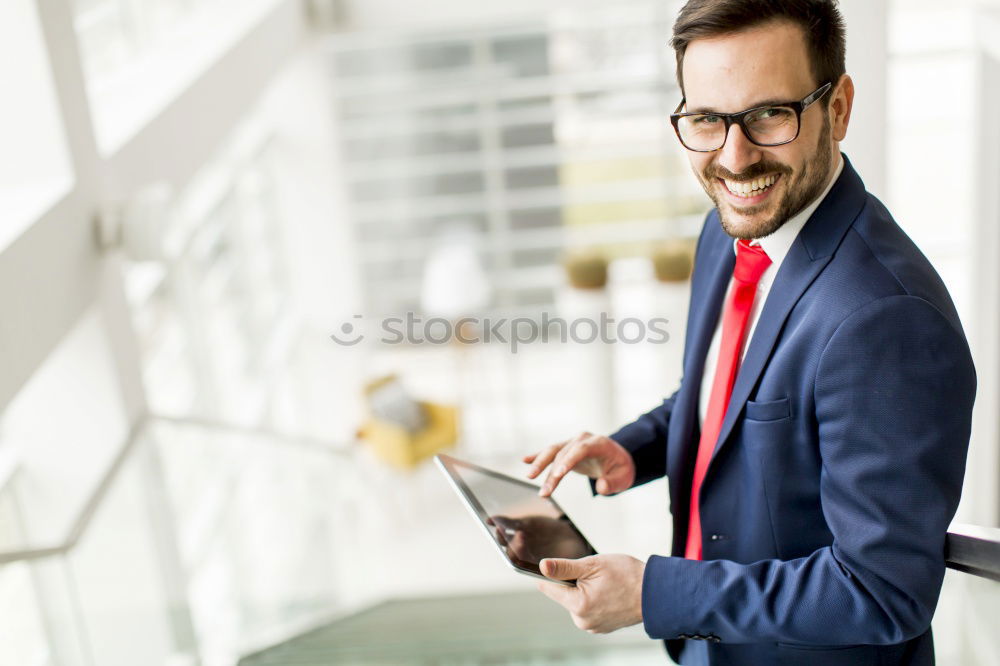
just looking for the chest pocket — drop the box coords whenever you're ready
[744,396,791,422]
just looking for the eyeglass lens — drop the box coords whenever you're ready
[677,106,798,151]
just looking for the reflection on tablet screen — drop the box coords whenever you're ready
[456,463,595,567]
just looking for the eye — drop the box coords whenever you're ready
[748,107,793,124]
[692,115,722,125]
[748,108,780,122]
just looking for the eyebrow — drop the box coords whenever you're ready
[687,98,790,114]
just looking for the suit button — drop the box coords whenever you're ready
[708,635,721,643]
[709,534,726,541]
[678,634,690,639]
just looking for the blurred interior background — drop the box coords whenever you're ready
[1,0,998,664]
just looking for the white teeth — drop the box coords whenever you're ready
[724,174,778,197]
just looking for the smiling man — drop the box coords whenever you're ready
[523,1,977,665]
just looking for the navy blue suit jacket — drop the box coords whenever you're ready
[609,156,976,665]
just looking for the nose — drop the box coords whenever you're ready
[717,122,763,175]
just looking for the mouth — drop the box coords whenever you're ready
[717,173,782,206]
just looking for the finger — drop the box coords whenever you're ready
[522,453,536,463]
[529,442,567,477]
[526,442,565,479]
[540,557,585,581]
[595,455,630,493]
[535,579,576,608]
[539,437,593,496]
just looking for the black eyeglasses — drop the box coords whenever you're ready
[670,82,832,152]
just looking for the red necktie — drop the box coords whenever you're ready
[685,239,771,560]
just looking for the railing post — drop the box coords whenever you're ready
[137,428,203,664]
[839,0,888,200]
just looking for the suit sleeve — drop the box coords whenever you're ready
[605,392,678,489]
[639,295,976,645]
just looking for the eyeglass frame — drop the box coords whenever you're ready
[669,82,833,152]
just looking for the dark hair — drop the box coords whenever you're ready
[671,0,846,101]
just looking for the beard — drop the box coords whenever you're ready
[696,116,834,240]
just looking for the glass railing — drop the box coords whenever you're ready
[0,561,53,666]
[0,416,359,666]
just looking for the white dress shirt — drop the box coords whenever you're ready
[698,156,844,426]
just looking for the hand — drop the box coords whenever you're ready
[523,432,635,497]
[535,554,645,634]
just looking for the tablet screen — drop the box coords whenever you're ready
[437,454,596,578]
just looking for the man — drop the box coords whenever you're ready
[523,1,977,664]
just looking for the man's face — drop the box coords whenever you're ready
[680,20,837,240]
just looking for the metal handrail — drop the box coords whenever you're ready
[0,414,353,566]
[151,414,352,455]
[0,418,144,566]
[945,524,1000,582]
[3,420,998,585]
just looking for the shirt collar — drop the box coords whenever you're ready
[735,154,845,268]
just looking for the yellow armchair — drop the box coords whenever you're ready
[358,401,459,470]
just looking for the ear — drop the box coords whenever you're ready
[829,74,854,142]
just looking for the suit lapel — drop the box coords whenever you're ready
[706,155,869,469]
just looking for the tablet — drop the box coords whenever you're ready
[435,453,597,587]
